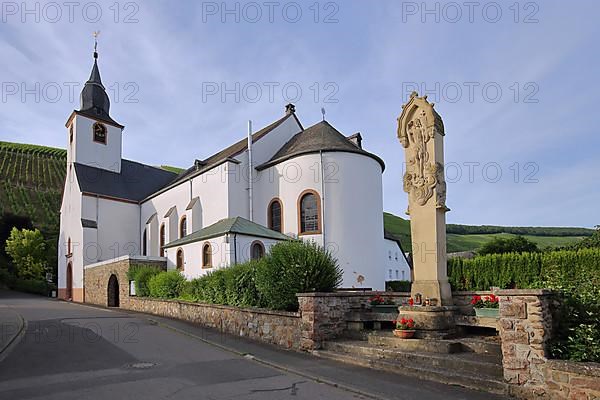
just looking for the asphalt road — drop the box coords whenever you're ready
[0,291,507,400]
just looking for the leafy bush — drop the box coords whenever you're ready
[148,270,185,299]
[538,249,600,362]
[478,235,539,255]
[255,240,342,311]
[385,280,412,292]
[11,278,52,295]
[181,259,264,307]
[127,265,163,297]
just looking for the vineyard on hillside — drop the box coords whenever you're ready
[0,142,66,233]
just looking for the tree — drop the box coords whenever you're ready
[574,225,600,250]
[5,228,47,280]
[479,235,539,255]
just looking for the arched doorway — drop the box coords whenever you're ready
[107,274,119,307]
[66,262,73,300]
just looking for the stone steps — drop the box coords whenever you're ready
[316,340,507,395]
[366,331,503,356]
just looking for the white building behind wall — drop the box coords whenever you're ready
[58,49,389,302]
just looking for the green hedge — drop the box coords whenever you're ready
[449,248,600,362]
[385,280,412,292]
[150,241,342,312]
[148,270,186,299]
[127,265,163,297]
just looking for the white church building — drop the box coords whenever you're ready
[58,49,407,302]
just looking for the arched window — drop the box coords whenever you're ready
[69,125,73,144]
[176,248,184,271]
[202,242,212,268]
[268,199,282,232]
[93,122,107,144]
[142,229,147,256]
[298,190,321,235]
[159,224,165,257]
[67,237,72,256]
[251,241,265,260]
[180,216,187,238]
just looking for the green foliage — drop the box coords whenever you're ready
[179,241,341,311]
[572,225,600,250]
[148,270,186,299]
[538,249,600,362]
[5,228,47,280]
[127,265,163,297]
[478,235,539,255]
[182,259,264,307]
[448,248,600,362]
[384,212,587,253]
[385,280,412,292]
[11,278,54,296]
[447,223,593,237]
[255,240,342,311]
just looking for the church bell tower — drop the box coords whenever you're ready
[66,34,124,174]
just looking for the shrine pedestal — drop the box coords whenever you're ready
[397,305,457,339]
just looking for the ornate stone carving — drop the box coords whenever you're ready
[398,93,447,209]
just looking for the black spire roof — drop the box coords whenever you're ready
[256,120,385,171]
[78,48,121,127]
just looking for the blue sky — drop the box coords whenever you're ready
[1,0,598,227]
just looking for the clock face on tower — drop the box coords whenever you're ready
[93,122,107,144]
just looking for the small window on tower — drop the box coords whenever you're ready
[93,122,107,144]
[69,125,74,144]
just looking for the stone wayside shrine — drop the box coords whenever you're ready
[396,92,456,338]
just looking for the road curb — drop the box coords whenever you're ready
[147,317,391,400]
[0,309,27,363]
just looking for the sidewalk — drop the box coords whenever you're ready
[123,309,507,400]
[0,307,25,361]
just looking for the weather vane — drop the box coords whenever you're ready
[93,31,100,58]
[321,107,326,121]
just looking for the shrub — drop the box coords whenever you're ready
[11,278,50,295]
[448,248,600,362]
[478,235,539,255]
[255,240,342,311]
[4,228,47,280]
[148,270,185,299]
[127,265,162,297]
[385,280,412,292]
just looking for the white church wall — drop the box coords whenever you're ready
[165,234,282,280]
[58,168,84,294]
[233,234,280,262]
[71,114,122,173]
[141,162,233,257]
[81,195,140,263]
[254,151,386,290]
[226,115,303,221]
[383,238,411,282]
[165,235,230,280]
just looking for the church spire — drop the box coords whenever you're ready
[79,31,113,122]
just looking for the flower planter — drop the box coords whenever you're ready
[474,307,499,318]
[393,329,415,339]
[372,304,398,313]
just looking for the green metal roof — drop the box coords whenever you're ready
[164,216,291,248]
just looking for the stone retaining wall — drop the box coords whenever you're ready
[297,291,410,349]
[545,360,600,399]
[126,297,301,350]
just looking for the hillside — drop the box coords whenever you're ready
[384,212,591,253]
[0,141,592,268]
